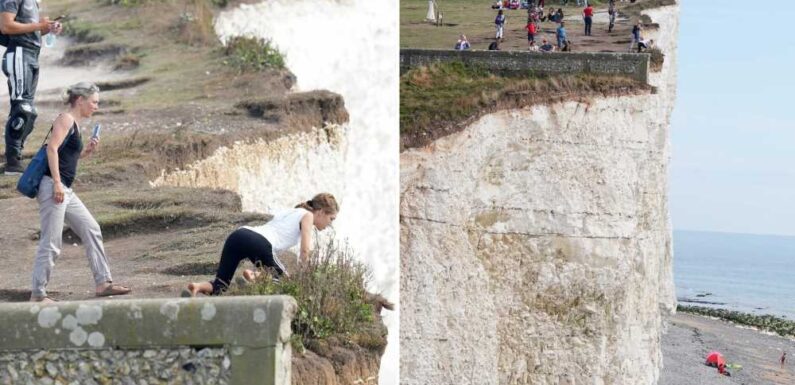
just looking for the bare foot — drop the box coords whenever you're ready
[242,269,262,282]
[186,282,212,297]
[95,282,131,297]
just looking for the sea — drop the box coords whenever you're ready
[675,230,795,320]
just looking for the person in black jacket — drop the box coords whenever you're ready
[0,0,62,174]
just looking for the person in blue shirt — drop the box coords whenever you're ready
[630,21,642,52]
[495,10,506,39]
[556,21,567,49]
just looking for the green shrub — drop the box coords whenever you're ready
[648,47,664,71]
[223,36,285,72]
[678,305,795,337]
[228,239,375,345]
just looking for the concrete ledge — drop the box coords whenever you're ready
[400,49,650,83]
[0,295,297,385]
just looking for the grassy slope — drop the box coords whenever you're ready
[401,0,670,52]
[400,62,651,150]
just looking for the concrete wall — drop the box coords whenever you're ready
[0,296,296,385]
[400,49,649,83]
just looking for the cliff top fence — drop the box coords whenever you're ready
[400,49,650,83]
[0,295,296,385]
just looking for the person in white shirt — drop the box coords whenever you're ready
[185,193,338,296]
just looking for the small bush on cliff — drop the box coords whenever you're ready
[648,47,664,71]
[228,239,377,351]
[223,36,286,72]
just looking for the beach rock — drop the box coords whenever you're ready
[400,4,680,385]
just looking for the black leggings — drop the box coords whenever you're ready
[210,228,285,295]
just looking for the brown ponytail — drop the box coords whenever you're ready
[295,193,339,214]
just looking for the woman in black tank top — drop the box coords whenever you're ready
[29,82,131,302]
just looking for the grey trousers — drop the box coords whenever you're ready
[32,176,112,297]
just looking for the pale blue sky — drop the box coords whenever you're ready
[670,0,795,236]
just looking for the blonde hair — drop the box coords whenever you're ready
[62,82,100,106]
[295,193,339,214]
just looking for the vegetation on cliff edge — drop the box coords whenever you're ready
[227,240,386,354]
[400,61,651,150]
[678,305,795,338]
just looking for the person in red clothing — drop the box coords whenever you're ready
[526,20,537,45]
[582,4,594,36]
[705,351,731,376]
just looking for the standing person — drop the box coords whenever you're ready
[31,82,131,302]
[781,352,787,368]
[582,3,594,36]
[495,9,506,40]
[526,20,537,46]
[556,21,567,49]
[630,20,642,52]
[0,1,62,175]
[608,0,616,32]
[555,8,564,24]
[185,194,339,296]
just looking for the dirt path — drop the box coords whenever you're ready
[661,313,795,385]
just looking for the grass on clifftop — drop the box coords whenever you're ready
[400,61,650,150]
[679,305,795,338]
[228,240,386,354]
[224,36,286,72]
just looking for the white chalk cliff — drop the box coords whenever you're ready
[400,4,679,385]
[151,125,347,215]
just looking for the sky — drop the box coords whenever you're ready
[670,0,795,236]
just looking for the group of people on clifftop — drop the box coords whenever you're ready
[455,0,653,54]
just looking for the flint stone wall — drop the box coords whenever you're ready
[0,296,296,385]
[400,49,649,83]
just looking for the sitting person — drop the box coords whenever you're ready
[185,193,338,296]
[542,8,555,22]
[455,34,471,50]
[539,39,555,52]
[488,39,501,50]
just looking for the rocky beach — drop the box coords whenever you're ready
[661,313,795,385]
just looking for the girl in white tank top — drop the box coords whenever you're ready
[185,193,339,296]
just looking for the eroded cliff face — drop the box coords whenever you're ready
[400,5,679,385]
[151,124,347,214]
